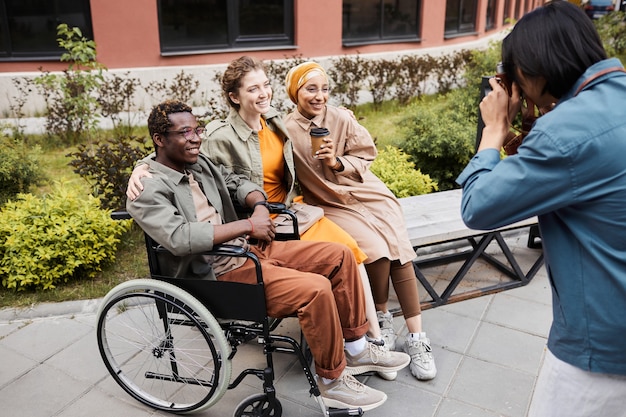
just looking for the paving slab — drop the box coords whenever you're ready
[0,234,551,417]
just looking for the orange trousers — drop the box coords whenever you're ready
[219,240,368,379]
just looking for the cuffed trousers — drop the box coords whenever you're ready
[219,240,368,379]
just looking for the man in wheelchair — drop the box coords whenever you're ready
[127,100,410,412]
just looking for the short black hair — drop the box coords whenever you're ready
[502,0,607,99]
[147,100,193,138]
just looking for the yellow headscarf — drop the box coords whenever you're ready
[285,61,329,104]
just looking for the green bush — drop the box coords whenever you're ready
[0,184,132,291]
[463,38,504,93]
[34,24,105,145]
[0,135,44,205]
[371,146,438,197]
[594,11,626,57]
[67,135,153,210]
[400,87,478,190]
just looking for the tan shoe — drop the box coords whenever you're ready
[345,341,410,375]
[317,372,387,411]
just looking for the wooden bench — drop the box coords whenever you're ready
[399,189,544,310]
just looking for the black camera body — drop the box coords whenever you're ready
[475,63,512,150]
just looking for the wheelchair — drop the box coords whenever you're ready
[97,205,363,416]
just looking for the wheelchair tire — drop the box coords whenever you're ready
[96,279,232,413]
[233,393,282,417]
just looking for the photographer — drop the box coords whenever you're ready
[457,1,626,416]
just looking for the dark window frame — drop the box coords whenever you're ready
[0,0,93,61]
[157,0,295,55]
[485,0,497,31]
[444,0,478,38]
[503,0,511,24]
[342,0,422,47]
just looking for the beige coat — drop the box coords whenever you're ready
[283,105,416,264]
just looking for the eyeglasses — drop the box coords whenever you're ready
[304,86,330,95]
[166,126,205,140]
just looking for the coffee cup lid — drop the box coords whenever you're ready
[310,127,330,136]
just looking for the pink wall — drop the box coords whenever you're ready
[0,0,521,73]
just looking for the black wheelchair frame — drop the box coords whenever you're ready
[96,205,362,416]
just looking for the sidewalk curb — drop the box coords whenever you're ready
[0,298,102,323]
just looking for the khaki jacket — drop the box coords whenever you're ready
[203,107,297,204]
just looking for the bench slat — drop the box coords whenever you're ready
[400,189,538,247]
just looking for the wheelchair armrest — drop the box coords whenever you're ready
[236,201,299,241]
[151,242,264,284]
[263,202,300,241]
[111,210,132,220]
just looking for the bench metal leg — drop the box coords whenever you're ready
[412,230,544,310]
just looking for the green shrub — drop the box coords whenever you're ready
[33,24,105,145]
[594,11,626,57]
[463,39,504,93]
[0,184,132,291]
[0,135,44,205]
[400,87,478,190]
[67,135,152,210]
[144,70,199,106]
[371,146,438,197]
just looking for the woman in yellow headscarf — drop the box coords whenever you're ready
[284,61,437,381]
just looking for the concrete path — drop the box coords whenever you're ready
[0,230,550,417]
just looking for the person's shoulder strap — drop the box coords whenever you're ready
[574,67,626,97]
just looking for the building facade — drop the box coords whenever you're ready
[0,0,543,115]
[0,0,545,72]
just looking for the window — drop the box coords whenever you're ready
[342,0,421,46]
[157,0,294,54]
[0,0,93,60]
[444,0,478,36]
[503,0,511,24]
[514,0,522,20]
[486,0,497,30]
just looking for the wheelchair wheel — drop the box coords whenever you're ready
[96,279,232,413]
[233,393,282,417]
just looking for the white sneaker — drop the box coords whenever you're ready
[317,372,387,411]
[404,334,437,380]
[377,310,397,351]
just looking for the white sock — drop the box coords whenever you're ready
[321,377,335,385]
[345,336,367,356]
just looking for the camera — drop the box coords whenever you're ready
[475,63,513,150]
[495,62,512,97]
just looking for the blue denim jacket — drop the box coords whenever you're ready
[457,58,626,375]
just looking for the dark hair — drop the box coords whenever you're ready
[147,100,193,138]
[501,0,607,99]
[221,56,266,110]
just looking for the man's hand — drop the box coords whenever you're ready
[248,211,276,250]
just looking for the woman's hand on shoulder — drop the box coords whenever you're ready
[127,164,152,200]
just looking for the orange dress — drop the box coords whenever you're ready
[258,118,367,264]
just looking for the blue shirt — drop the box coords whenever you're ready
[456,58,626,375]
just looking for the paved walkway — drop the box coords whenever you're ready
[0,230,549,417]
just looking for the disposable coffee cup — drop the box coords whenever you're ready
[310,127,330,157]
